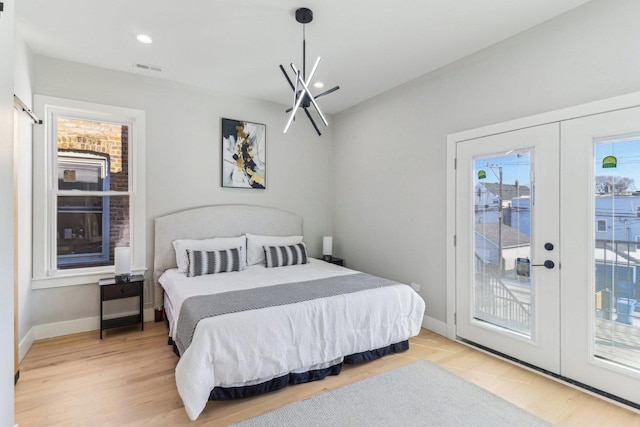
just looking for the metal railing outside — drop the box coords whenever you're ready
[474,256,531,334]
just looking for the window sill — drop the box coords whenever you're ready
[32,266,147,289]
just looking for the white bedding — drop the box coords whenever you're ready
[159,259,425,420]
[160,259,356,339]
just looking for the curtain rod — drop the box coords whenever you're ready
[14,95,42,124]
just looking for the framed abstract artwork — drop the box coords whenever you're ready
[221,118,266,189]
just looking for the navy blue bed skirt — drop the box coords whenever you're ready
[169,338,409,401]
[209,363,343,400]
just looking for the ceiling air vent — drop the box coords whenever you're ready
[133,63,163,73]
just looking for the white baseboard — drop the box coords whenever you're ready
[33,316,100,340]
[31,308,155,341]
[422,315,447,336]
[18,328,35,363]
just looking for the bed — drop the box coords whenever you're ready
[153,205,425,420]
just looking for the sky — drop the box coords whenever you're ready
[595,138,640,192]
[473,138,640,191]
[474,150,531,187]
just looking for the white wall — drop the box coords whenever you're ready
[31,55,335,329]
[13,30,33,102]
[23,0,640,337]
[332,0,640,326]
[0,1,16,425]
[13,30,34,360]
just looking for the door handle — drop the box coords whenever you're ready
[532,260,555,269]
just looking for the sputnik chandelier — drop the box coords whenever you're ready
[280,7,340,136]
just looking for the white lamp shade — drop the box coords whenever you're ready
[322,236,333,256]
[115,247,131,275]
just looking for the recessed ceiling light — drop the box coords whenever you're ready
[314,82,325,89]
[136,34,153,44]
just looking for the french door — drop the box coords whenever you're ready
[456,123,561,373]
[561,107,640,404]
[455,106,640,405]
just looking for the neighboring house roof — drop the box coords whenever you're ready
[479,182,530,201]
[475,223,530,248]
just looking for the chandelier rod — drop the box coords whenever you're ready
[302,23,306,81]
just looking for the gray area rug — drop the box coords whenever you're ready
[232,359,553,427]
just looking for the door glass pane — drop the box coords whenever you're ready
[473,150,532,336]
[594,137,640,370]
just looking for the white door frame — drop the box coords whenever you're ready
[447,90,640,341]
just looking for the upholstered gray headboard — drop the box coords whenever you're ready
[153,204,303,309]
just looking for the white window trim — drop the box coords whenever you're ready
[32,95,146,289]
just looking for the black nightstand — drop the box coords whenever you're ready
[99,274,144,339]
[324,257,344,266]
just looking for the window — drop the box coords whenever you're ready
[597,219,607,232]
[33,96,145,288]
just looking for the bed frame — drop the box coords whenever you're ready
[153,204,303,309]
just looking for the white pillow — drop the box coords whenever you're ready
[173,236,247,273]
[246,234,303,265]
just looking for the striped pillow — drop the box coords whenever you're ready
[264,243,309,268]
[186,247,242,277]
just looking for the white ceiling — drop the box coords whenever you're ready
[15,0,592,114]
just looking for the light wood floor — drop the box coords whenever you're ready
[14,321,640,426]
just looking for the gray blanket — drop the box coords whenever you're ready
[175,273,403,355]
